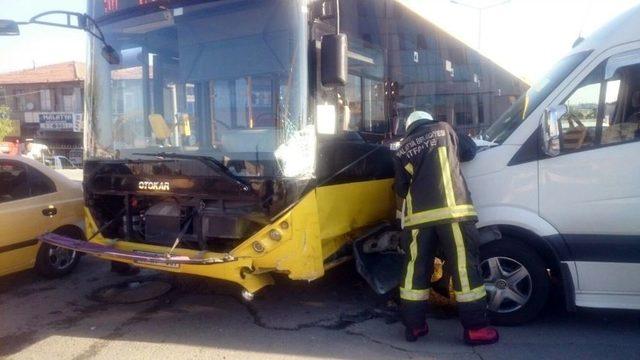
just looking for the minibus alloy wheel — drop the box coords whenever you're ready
[482,256,532,313]
[479,239,550,325]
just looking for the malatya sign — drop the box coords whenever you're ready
[38,113,83,132]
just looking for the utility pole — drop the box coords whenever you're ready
[450,0,511,51]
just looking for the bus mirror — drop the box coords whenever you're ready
[321,34,348,87]
[542,105,565,157]
[101,45,121,65]
[1,11,120,65]
[0,20,20,36]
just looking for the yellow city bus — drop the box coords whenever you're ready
[18,0,523,299]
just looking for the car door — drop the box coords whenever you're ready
[0,159,59,276]
[539,46,640,308]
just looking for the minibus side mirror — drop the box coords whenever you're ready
[541,105,566,157]
[0,20,20,36]
[321,33,348,87]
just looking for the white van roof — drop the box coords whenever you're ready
[571,4,640,55]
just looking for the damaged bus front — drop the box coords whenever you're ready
[43,0,397,295]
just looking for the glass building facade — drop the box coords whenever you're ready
[339,0,529,135]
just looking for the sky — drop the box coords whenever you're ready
[403,0,640,82]
[0,0,86,73]
[0,0,638,82]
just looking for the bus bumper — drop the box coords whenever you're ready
[41,194,326,294]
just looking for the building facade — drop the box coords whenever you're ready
[0,62,84,163]
[340,0,529,135]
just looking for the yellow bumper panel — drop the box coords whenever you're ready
[82,192,324,293]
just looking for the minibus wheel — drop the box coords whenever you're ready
[479,239,550,325]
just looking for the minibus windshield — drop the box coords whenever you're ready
[483,50,592,144]
[85,0,309,177]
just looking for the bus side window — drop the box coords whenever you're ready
[343,75,386,133]
[363,78,386,132]
[344,74,362,131]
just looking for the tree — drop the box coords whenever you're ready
[0,105,16,141]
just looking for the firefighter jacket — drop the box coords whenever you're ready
[393,121,477,229]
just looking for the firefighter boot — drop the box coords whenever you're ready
[404,323,429,342]
[463,327,499,345]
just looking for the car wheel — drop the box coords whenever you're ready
[480,239,550,326]
[35,230,81,278]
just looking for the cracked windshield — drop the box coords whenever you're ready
[86,0,309,176]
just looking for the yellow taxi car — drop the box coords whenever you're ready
[0,154,84,277]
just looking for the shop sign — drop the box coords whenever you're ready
[38,113,83,132]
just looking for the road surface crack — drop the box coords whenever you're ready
[344,329,413,356]
[233,294,397,332]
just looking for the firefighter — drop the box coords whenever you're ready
[393,111,499,345]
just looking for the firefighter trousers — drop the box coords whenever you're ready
[399,221,488,330]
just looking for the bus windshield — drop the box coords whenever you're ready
[483,50,592,144]
[86,0,309,177]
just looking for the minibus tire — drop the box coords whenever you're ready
[480,239,550,326]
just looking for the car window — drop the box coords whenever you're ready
[59,157,76,169]
[29,166,56,197]
[44,157,56,168]
[0,160,57,203]
[0,161,30,203]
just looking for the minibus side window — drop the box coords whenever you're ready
[600,62,640,145]
[557,64,604,152]
[555,49,640,153]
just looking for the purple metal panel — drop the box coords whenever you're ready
[39,233,235,265]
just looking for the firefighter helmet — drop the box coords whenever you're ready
[405,111,435,134]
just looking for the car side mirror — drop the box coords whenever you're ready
[321,33,348,87]
[541,105,566,157]
[0,20,20,36]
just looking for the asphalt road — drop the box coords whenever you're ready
[1,257,639,360]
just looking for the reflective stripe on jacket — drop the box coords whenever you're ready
[393,121,477,228]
